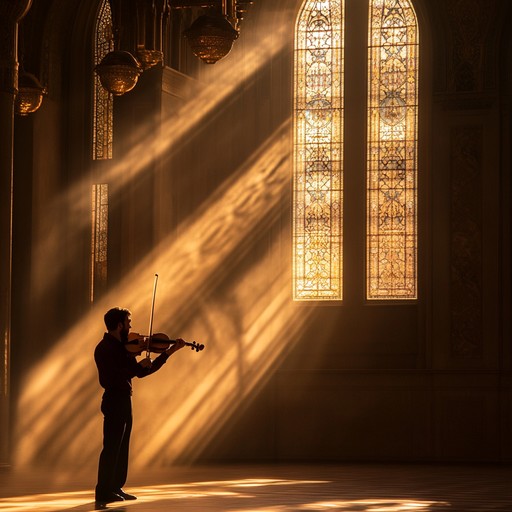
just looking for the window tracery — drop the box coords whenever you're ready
[293,0,344,300]
[293,0,418,301]
[91,0,113,302]
[91,184,109,302]
[93,0,114,160]
[367,0,418,299]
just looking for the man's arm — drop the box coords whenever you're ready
[136,338,186,377]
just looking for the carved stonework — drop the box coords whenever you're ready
[434,92,496,111]
[445,0,496,93]
[450,126,483,359]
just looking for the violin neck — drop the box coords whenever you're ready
[151,336,204,352]
[168,338,204,352]
[167,338,193,347]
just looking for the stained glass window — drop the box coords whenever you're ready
[91,0,113,302]
[293,0,418,301]
[91,184,109,302]
[367,0,418,299]
[293,0,344,300]
[93,0,114,160]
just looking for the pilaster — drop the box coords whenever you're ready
[0,0,32,467]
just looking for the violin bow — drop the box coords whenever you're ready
[146,273,159,359]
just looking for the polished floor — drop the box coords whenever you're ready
[1,463,511,511]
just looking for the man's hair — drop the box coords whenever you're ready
[104,307,131,331]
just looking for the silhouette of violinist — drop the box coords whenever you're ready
[94,307,186,506]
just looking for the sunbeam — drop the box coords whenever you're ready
[30,9,291,302]
[15,120,312,470]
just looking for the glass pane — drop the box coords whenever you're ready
[91,184,109,302]
[367,0,418,299]
[293,0,344,301]
[93,0,114,160]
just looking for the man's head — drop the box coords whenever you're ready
[104,308,132,341]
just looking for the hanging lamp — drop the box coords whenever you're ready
[184,0,239,64]
[95,50,142,96]
[15,71,46,116]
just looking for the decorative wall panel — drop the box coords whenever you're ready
[450,126,483,358]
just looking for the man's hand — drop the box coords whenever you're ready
[165,338,186,356]
[139,356,152,368]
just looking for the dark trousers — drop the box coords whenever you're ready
[96,390,132,498]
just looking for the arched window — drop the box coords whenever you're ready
[293,0,418,301]
[293,0,344,300]
[90,0,113,302]
[367,0,418,299]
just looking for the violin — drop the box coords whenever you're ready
[128,274,205,357]
[124,332,204,354]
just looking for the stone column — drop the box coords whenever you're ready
[0,0,32,467]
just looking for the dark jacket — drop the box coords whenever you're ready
[94,332,169,394]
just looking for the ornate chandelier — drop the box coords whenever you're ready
[15,72,46,116]
[95,50,142,96]
[184,14,239,64]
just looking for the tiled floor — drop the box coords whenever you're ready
[1,463,511,511]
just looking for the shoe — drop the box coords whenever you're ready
[95,492,125,506]
[115,489,137,500]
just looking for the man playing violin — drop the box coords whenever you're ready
[94,307,186,507]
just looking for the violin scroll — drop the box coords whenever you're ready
[188,341,205,352]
